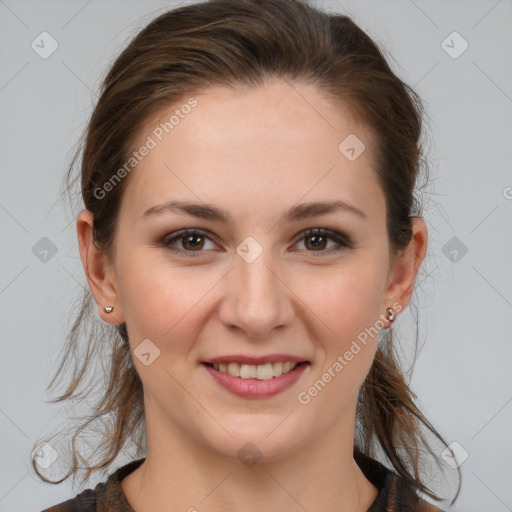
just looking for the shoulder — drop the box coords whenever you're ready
[416,500,446,512]
[386,475,447,512]
[40,458,145,512]
[353,448,448,512]
[41,488,98,512]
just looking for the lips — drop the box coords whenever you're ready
[202,354,309,365]
[202,360,310,398]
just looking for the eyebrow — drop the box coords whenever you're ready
[142,199,366,223]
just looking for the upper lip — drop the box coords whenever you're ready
[202,354,309,365]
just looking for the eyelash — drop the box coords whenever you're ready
[160,228,354,258]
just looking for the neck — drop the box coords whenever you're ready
[121,397,378,512]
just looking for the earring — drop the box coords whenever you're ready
[104,306,114,314]
[385,307,396,323]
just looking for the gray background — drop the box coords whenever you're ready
[1,0,511,510]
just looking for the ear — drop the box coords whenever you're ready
[76,209,124,325]
[382,216,428,324]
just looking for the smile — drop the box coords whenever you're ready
[202,361,310,399]
[206,361,301,380]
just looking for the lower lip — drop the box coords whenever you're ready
[202,362,310,399]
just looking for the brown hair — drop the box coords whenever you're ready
[32,0,461,505]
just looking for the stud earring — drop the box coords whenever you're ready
[103,306,114,314]
[385,307,396,323]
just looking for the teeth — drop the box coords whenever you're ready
[211,361,300,380]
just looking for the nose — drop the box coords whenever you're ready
[217,245,294,339]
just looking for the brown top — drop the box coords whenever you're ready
[41,449,446,512]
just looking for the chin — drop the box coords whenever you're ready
[198,416,309,465]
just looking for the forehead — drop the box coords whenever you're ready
[120,79,384,226]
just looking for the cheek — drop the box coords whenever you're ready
[115,251,218,343]
[298,262,385,343]
[297,268,383,405]
[115,241,388,356]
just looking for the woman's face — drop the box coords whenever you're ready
[87,78,420,462]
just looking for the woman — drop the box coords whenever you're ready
[35,0,461,510]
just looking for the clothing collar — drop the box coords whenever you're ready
[93,448,442,512]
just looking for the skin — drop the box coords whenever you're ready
[77,77,427,512]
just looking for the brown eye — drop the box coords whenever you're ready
[181,234,206,251]
[294,228,353,257]
[161,227,353,259]
[161,229,217,257]
[304,233,328,251]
